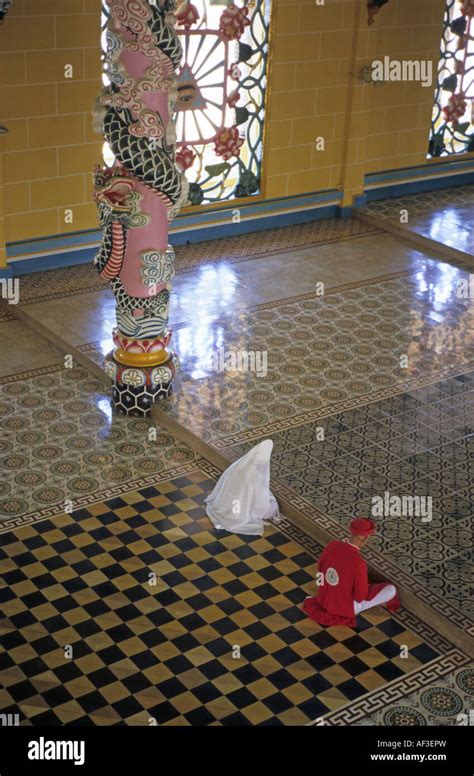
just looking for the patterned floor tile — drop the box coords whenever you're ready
[159,268,474,449]
[0,470,461,727]
[331,663,474,726]
[361,185,474,256]
[224,372,474,634]
[409,554,473,619]
[2,209,473,726]
[0,365,199,528]
[13,219,380,307]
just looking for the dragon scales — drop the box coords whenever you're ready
[93,0,188,416]
[0,1,12,23]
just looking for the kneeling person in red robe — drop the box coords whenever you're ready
[303,517,400,627]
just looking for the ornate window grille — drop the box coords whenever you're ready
[428,0,474,158]
[101,1,271,205]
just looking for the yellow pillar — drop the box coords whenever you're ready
[339,0,379,207]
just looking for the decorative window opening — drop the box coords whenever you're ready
[101,1,271,205]
[428,0,474,158]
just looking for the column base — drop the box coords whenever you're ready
[104,350,179,417]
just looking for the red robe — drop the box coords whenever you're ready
[303,539,399,627]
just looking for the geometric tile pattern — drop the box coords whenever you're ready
[227,372,474,631]
[3,207,472,728]
[13,218,380,306]
[208,361,474,451]
[362,185,474,221]
[0,364,197,526]
[319,654,472,726]
[112,379,173,418]
[0,474,454,727]
[0,305,15,323]
[57,264,472,639]
[161,268,474,449]
[361,184,474,257]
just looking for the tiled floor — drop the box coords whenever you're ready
[0,469,465,727]
[230,374,473,626]
[327,663,474,726]
[0,363,198,528]
[0,319,65,378]
[10,218,380,307]
[2,201,473,726]
[12,229,461,360]
[158,265,473,448]
[3,224,473,638]
[361,185,474,257]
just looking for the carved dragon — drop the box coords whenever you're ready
[93,0,188,416]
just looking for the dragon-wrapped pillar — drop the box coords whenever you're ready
[93,0,188,417]
[0,1,12,24]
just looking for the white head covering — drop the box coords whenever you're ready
[205,440,279,536]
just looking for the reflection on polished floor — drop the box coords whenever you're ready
[152,250,474,643]
[164,263,474,440]
[1,207,473,726]
[0,363,198,526]
[361,185,474,258]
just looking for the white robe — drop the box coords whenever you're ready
[205,439,280,536]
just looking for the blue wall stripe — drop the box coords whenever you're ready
[365,158,474,186]
[11,247,98,276]
[365,170,474,202]
[6,204,339,276]
[4,160,473,276]
[6,189,342,260]
[7,230,101,258]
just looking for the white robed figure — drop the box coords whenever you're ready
[205,440,280,536]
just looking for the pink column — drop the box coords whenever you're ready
[93,0,188,416]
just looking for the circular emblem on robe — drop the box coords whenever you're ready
[326,567,339,586]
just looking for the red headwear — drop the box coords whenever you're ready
[350,517,376,536]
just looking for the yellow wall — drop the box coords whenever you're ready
[265,0,354,199]
[0,0,469,266]
[0,0,102,260]
[264,0,452,204]
[365,0,447,173]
